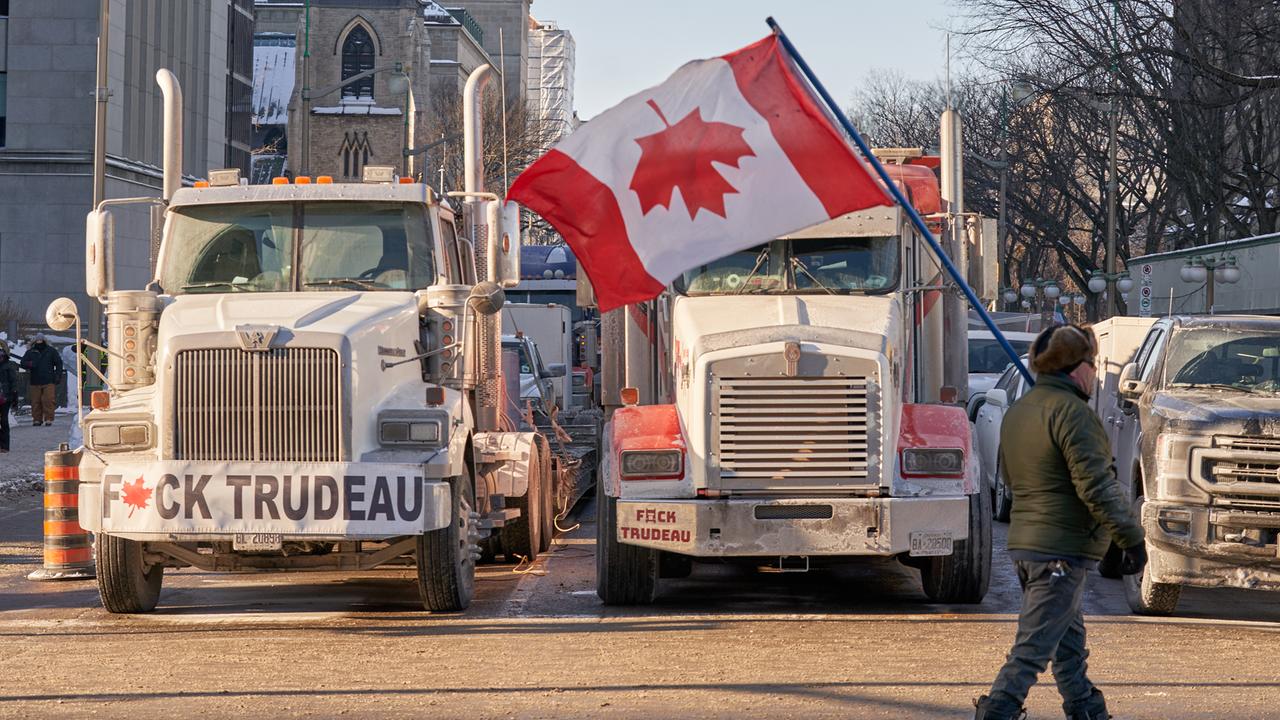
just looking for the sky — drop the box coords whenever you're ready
[531,0,956,120]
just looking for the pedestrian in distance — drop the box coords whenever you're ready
[0,341,17,452]
[20,333,64,427]
[974,324,1147,720]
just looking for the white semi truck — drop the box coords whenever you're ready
[594,153,995,604]
[47,67,557,613]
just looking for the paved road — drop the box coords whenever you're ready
[3,483,1280,719]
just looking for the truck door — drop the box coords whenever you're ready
[1112,324,1167,491]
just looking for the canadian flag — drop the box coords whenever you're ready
[508,34,893,312]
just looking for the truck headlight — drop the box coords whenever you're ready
[378,410,448,448]
[88,422,153,452]
[620,449,683,479]
[901,448,965,477]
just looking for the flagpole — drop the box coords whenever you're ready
[765,17,1033,385]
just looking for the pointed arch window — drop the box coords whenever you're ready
[341,25,376,100]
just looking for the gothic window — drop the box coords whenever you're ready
[339,131,374,178]
[340,25,375,100]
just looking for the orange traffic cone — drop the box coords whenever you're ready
[28,445,95,581]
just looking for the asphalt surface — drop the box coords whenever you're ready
[2,423,1279,718]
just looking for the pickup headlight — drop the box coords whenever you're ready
[901,448,965,477]
[88,422,154,452]
[620,449,683,479]
[378,410,448,449]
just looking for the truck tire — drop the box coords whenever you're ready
[97,535,163,613]
[993,463,1013,523]
[417,472,478,612]
[539,440,556,553]
[1124,555,1181,616]
[501,443,543,563]
[596,493,659,605]
[921,488,992,604]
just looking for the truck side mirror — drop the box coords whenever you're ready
[86,209,114,299]
[984,388,1008,409]
[1118,362,1146,401]
[485,200,522,289]
[547,362,568,378]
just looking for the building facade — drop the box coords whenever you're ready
[0,0,253,323]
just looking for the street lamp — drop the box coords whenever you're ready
[1180,254,1240,313]
[1002,287,1019,307]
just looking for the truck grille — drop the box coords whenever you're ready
[174,347,343,462]
[1202,436,1280,502]
[715,376,877,485]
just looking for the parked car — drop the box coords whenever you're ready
[1093,314,1280,615]
[967,329,1036,419]
[974,357,1033,522]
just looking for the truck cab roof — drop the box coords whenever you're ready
[169,182,438,209]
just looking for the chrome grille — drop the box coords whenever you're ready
[715,376,877,484]
[175,347,343,462]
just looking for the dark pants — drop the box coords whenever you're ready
[0,399,9,451]
[984,559,1098,716]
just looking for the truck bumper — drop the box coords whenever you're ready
[615,496,969,557]
[1144,500,1280,591]
[78,458,452,541]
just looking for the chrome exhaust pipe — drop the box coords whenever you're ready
[156,69,183,201]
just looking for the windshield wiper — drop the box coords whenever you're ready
[1172,382,1256,394]
[182,281,247,291]
[304,278,383,290]
[733,246,772,295]
[790,257,836,295]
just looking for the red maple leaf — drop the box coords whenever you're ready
[122,476,151,518]
[629,100,755,219]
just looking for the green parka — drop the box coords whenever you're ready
[999,373,1144,560]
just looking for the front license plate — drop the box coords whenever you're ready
[909,531,954,557]
[233,533,283,552]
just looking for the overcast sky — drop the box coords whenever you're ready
[530,0,956,120]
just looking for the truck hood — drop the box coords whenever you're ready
[672,294,897,354]
[160,292,417,338]
[1151,389,1280,436]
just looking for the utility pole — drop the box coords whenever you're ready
[997,89,1010,289]
[1104,0,1120,318]
[300,0,312,176]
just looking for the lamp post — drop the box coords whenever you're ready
[1087,269,1134,316]
[1179,254,1240,313]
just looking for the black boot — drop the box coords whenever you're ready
[1063,688,1110,719]
[973,694,1028,720]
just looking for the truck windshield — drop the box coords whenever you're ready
[1166,327,1280,393]
[159,201,434,294]
[672,236,898,296]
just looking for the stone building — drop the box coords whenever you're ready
[0,0,254,323]
[275,0,530,183]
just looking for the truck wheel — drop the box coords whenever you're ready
[97,535,163,613]
[1124,555,1181,616]
[596,493,659,605]
[501,443,543,563]
[539,441,556,553]
[921,488,992,604]
[417,472,479,612]
[993,463,1013,523]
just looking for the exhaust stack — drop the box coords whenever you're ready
[156,69,183,201]
[463,65,492,195]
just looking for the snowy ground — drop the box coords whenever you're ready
[0,409,74,497]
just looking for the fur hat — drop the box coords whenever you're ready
[1030,324,1097,375]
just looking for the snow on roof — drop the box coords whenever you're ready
[253,35,296,126]
[422,1,457,24]
[312,105,403,116]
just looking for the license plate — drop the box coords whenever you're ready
[233,533,283,552]
[909,531,954,557]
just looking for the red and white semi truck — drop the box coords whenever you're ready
[594,150,994,604]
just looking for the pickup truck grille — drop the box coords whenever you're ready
[715,376,877,487]
[1202,436,1280,502]
[174,347,343,462]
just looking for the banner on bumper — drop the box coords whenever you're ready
[96,462,448,536]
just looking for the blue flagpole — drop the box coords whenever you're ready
[765,17,1035,386]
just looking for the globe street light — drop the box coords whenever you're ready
[1181,254,1240,313]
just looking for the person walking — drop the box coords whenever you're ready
[974,324,1147,720]
[20,334,63,427]
[0,341,17,452]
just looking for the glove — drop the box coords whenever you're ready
[1119,543,1148,575]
